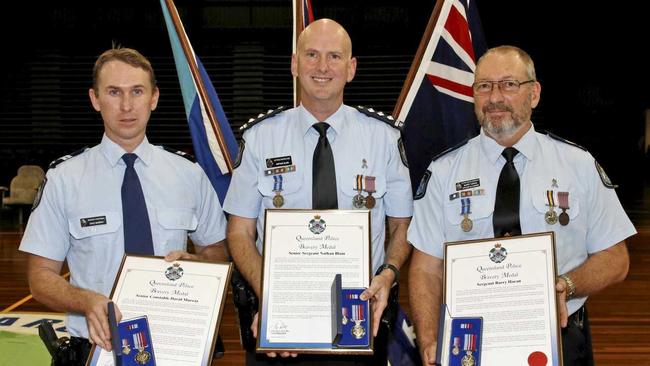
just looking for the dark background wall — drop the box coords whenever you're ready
[1,0,647,202]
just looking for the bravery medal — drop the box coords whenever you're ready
[342,307,349,325]
[558,191,570,226]
[133,331,151,365]
[452,336,460,355]
[544,190,558,225]
[353,175,366,208]
[272,175,284,208]
[460,198,473,232]
[461,333,477,366]
[364,176,376,209]
[351,304,366,339]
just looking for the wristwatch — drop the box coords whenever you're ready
[559,274,576,300]
[375,263,400,284]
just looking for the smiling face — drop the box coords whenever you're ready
[473,48,541,146]
[291,19,357,118]
[89,60,159,152]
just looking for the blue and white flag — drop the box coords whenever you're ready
[160,0,238,203]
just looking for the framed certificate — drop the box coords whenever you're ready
[87,255,232,366]
[257,209,373,354]
[439,232,562,366]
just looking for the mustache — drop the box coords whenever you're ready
[483,103,513,113]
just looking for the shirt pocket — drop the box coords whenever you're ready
[257,172,304,207]
[155,208,198,251]
[69,211,121,240]
[531,185,581,224]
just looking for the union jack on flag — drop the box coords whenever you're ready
[396,0,487,193]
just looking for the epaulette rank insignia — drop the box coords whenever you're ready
[49,147,88,169]
[355,105,404,130]
[161,146,196,163]
[240,106,286,132]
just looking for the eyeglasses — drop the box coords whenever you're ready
[472,79,535,95]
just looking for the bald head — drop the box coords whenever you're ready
[297,18,353,58]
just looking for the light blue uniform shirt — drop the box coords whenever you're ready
[224,104,413,272]
[408,125,636,315]
[20,135,227,338]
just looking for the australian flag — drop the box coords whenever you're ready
[160,0,239,204]
[396,0,487,193]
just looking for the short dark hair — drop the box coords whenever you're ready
[92,47,157,92]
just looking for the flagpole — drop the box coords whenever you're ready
[293,0,305,107]
[164,0,234,172]
[392,1,444,118]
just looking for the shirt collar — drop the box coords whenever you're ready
[100,134,153,167]
[480,123,537,165]
[298,103,346,137]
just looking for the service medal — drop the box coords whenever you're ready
[352,321,366,339]
[452,336,460,355]
[353,194,366,208]
[461,332,477,366]
[364,176,376,209]
[461,216,473,232]
[273,194,284,208]
[545,210,558,225]
[135,349,151,365]
[364,195,375,209]
[558,191,570,226]
[351,304,366,339]
[342,307,349,325]
[545,190,558,225]
[460,198,472,232]
[353,175,366,208]
[461,351,475,366]
[272,175,284,207]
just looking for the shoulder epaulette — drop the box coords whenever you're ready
[431,139,470,162]
[354,105,404,130]
[49,147,89,169]
[239,106,286,132]
[160,146,196,163]
[543,131,586,151]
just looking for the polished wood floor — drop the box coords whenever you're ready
[2,186,649,365]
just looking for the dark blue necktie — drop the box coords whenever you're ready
[121,153,154,255]
[312,122,338,209]
[493,147,522,237]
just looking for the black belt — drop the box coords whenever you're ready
[568,306,586,330]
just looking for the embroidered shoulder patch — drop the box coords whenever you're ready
[595,161,617,189]
[32,177,47,211]
[414,170,432,200]
[234,139,245,169]
[398,137,409,168]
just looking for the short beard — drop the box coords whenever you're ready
[479,102,528,140]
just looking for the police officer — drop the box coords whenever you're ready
[224,19,413,364]
[19,47,228,362]
[407,45,636,366]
